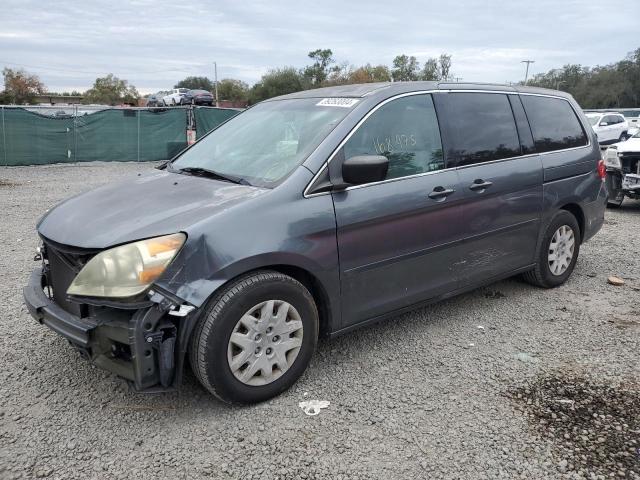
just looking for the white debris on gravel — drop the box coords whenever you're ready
[299,400,330,416]
[1,162,639,480]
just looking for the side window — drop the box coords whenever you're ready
[521,96,588,153]
[343,94,444,181]
[436,93,521,167]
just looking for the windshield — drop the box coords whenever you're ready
[587,115,601,126]
[171,98,354,187]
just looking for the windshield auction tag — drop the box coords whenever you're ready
[316,98,359,108]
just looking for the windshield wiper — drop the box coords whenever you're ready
[175,167,251,186]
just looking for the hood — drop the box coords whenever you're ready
[613,137,640,153]
[37,170,266,249]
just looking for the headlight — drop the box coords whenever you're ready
[67,233,186,298]
[604,148,621,169]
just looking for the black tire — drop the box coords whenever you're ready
[522,210,581,288]
[619,133,628,142]
[189,271,318,404]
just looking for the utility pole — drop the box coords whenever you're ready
[214,62,219,107]
[521,60,535,85]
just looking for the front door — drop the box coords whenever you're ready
[331,94,465,327]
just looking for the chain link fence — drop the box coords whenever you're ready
[0,105,240,166]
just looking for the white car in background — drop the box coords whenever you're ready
[603,130,640,207]
[622,110,640,130]
[162,88,189,106]
[586,112,630,145]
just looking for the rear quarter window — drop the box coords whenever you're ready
[521,96,588,153]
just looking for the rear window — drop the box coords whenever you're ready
[521,96,588,153]
[437,93,521,167]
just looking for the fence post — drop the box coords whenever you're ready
[137,109,140,162]
[73,104,78,162]
[1,106,6,166]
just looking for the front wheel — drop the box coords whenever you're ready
[189,271,318,404]
[522,210,581,288]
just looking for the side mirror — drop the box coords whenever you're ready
[342,155,389,185]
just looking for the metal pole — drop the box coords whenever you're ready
[137,109,140,162]
[1,106,6,166]
[521,60,535,85]
[73,104,77,162]
[214,62,219,107]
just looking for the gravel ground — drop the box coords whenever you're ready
[0,162,639,480]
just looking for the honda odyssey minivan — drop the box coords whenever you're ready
[24,82,607,404]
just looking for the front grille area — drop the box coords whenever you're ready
[43,239,96,317]
[619,153,640,175]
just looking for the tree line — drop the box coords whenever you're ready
[527,48,640,108]
[3,47,639,108]
[0,49,454,106]
[178,50,453,104]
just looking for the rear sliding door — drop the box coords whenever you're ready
[434,92,543,286]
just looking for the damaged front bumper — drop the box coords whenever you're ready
[605,151,640,202]
[23,268,199,392]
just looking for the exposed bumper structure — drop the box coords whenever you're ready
[23,268,198,391]
[605,151,640,202]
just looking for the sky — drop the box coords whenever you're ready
[0,0,636,95]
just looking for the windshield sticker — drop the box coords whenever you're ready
[316,98,359,108]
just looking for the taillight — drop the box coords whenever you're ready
[597,159,606,181]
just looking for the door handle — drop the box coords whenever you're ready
[428,186,455,200]
[468,179,493,191]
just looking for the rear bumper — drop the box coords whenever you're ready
[23,268,196,391]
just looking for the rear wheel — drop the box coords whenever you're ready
[522,210,581,288]
[189,271,318,404]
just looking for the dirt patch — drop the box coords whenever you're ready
[0,178,20,187]
[509,373,640,477]
[608,314,640,330]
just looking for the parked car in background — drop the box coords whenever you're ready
[181,89,215,106]
[604,130,640,207]
[146,93,165,107]
[24,82,606,404]
[622,109,640,130]
[162,88,189,106]
[586,112,629,144]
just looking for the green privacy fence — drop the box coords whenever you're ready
[0,105,241,166]
[193,106,240,139]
